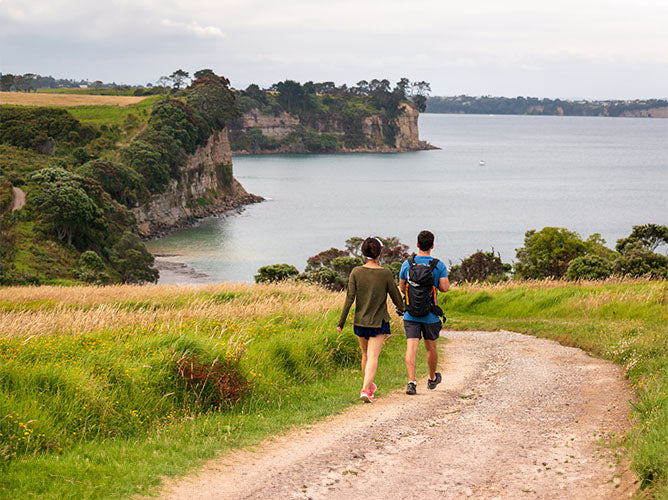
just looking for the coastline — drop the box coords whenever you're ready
[231,140,439,156]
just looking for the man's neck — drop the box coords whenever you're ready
[417,250,431,257]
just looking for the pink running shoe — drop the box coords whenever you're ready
[371,382,377,396]
[360,390,374,403]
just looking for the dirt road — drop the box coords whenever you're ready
[10,187,25,211]
[159,330,636,499]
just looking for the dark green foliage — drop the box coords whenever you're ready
[449,250,511,283]
[75,250,111,284]
[0,107,97,153]
[121,140,170,193]
[30,168,104,247]
[616,224,668,253]
[300,130,338,153]
[305,248,349,272]
[254,264,299,283]
[76,160,147,206]
[566,255,613,280]
[297,267,345,291]
[514,227,588,279]
[331,256,363,280]
[109,232,158,283]
[612,242,668,278]
[232,128,280,152]
[426,95,668,117]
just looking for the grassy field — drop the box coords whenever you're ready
[441,278,668,498]
[0,279,666,498]
[0,283,416,499]
[0,92,149,107]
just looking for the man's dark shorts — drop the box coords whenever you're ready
[404,320,441,341]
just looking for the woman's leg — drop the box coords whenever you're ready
[357,337,369,380]
[362,334,387,392]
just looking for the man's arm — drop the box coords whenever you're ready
[398,278,406,293]
[438,276,450,293]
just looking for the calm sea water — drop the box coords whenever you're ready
[147,114,668,283]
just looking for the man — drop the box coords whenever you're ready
[398,230,449,395]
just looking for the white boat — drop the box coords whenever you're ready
[479,160,486,166]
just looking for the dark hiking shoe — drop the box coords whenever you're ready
[427,372,442,390]
[406,382,417,395]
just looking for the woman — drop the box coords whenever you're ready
[337,237,404,403]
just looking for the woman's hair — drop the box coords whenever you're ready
[361,237,382,260]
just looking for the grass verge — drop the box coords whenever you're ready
[0,283,421,498]
[441,279,668,498]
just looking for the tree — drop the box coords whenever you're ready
[169,69,190,90]
[254,264,299,283]
[409,81,431,112]
[612,242,668,278]
[273,80,308,112]
[156,75,170,93]
[305,248,348,272]
[110,232,159,283]
[449,250,511,283]
[514,227,587,279]
[0,74,14,91]
[566,255,612,280]
[616,224,668,253]
[193,69,215,80]
[92,80,103,93]
[30,170,103,246]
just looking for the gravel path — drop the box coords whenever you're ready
[10,187,25,211]
[159,330,636,499]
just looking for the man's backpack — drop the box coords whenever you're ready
[404,255,443,318]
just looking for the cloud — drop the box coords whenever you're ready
[160,19,225,39]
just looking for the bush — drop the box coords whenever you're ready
[449,250,511,283]
[77,160,147,206]
[121,140,169,193]
[109,232,159,283]
[514,227,587,279]
[612,242,668,278]
[297,267,345,291]
[75,250,111,284]
[254,264,299,283]
[566,255,613,280]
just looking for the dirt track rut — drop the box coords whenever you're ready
[159,330,636,499]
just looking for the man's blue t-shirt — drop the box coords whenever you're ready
[399,255,448,324]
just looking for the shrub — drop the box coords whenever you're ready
[566,255,613,280]
[297,267,345,291]
[254,264,299,283]
[121,140,169,193]
[75,250,111,284]
[449,250,511,283]
[514,227,587,279]
[109,232,159,283]
[77,160,147,206]
[612,242,668,278]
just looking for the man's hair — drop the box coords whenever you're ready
[417,230,434,251]
[361,237,382,259]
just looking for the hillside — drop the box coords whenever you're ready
[0,279,665,498]
[426,95,668,118]
[0,73,258,286]
[229,79,433,154]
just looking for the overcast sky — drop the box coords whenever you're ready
[1,0,667,99]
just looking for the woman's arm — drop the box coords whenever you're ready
[388,274,405,314]
[337,271,356,330]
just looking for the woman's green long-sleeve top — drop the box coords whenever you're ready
[337,266,405,329]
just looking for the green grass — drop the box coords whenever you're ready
[441,280,668,498]
[0,303,420,499]
[66,95,162,127]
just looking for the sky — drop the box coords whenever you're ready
[1,0,667,99]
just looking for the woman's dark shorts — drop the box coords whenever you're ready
[354,320,390,339]
[404,320,441,341]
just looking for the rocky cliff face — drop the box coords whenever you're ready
[132,127,259,238]
[231,102,429,154]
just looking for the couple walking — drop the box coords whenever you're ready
[337,230,449,403]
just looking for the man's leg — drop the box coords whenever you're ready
[424,339,438,380]
[405,338,420,382]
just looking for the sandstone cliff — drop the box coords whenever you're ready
[132,128,260,238]
[230,102,432,154]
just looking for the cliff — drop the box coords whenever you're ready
[230,102,432,154]
[132,127,260,238]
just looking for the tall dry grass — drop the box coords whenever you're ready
[0,283,342,338]
[0,92,149,107]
